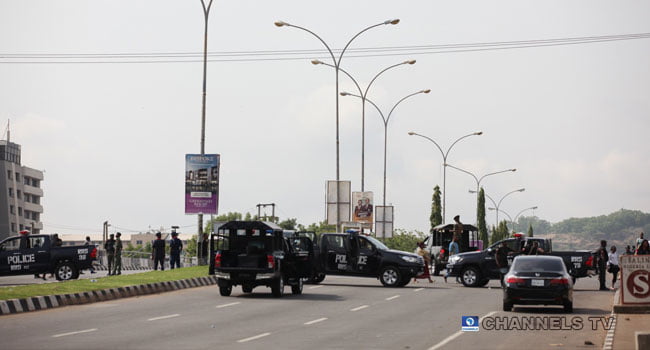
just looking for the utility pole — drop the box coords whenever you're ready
[103,221,109,244]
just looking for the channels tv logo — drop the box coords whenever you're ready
[462,316,479,331]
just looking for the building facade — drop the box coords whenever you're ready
[0,140,44,241]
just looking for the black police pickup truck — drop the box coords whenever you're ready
[0,234,97,280]
[312,231,425,287]
[209,221,314,297]
[446,236,595,287]
[421,223,480,275]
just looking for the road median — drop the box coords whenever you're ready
[0,266,215,316]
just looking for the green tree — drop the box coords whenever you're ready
[381,229,427,252]
[477,187,488,246]
[185,235,197,257]
[304,221,336,235]
[490,220,510,245]
[430,185,442,232]
[527,223,534,237]
[278,218,298,230]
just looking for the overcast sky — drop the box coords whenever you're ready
[2,1,649,239]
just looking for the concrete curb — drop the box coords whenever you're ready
[0,276,218,316]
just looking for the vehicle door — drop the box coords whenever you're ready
[324,235,348,273]
[0,237,26,275]
[352,236,379,275]
[287,237,314,278]
[28,236,50,273]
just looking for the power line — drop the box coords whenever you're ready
[1,32,648,64]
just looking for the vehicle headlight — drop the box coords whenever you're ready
[448,255,462,264]
[401,255,419,263]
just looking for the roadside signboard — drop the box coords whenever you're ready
[326,181,351,225]
[352,191,373,223]
[185,154,220,215]
[620,255,650,304]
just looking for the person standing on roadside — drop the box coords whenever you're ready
[444,235,460,283]
[496,241,514,287]
[607,246,620,290]
[152,232,166,271]
[84,236,96,274]
[201,233,209,265]
[169,232,183,269]
[596,240,608,291]
[105,234,116,275]
[636,239,650,255]
[112,232,123,275]
[636,232,645,251]
[624,245,633,255]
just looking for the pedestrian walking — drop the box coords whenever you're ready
[169,231,183,269]
[636,239,650,255]
[84,236,96,274]
[607,246,620,290]
[596,240,608,291]
[496,241,514,287]
[105,234,116,275]
[413,242,433,283]
[444,235,460,283]
[112,232,123,275]
[152,232,166,271]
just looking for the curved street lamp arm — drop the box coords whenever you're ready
[319,62,363,96]
[386,90,428,124]
[489,207,513,222]
[446,163,479,185]
[483,192,498,209]
[277,22,337,64]
[445,132,482,160]
[408,132,445,161]
[364,61,412,98]
[362,96,387,124]
[200,0,214,18]
[513,206,538,226]
[497,188,525,210]
[338,21,396,65]
[477,168,516,186]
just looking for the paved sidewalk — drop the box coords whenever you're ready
[610,289,650,350]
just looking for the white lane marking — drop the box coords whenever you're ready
[237,332,271,343]
[216,302,241,308]
[52,328,98,338]
[350,305,369,312]
[428,311,498,350]
[308,285,323,289]
[386,295,400,301]
[147,314,180,321]
[304,317,328,325]
[414,288,424,292]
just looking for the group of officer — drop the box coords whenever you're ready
[103,231,184,273]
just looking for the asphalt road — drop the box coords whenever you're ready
[0,275,613,350]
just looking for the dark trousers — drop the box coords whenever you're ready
[154,256,165,270]
[610,265,620,285]
[598,264,606,289]
[107,253,115,274]
[170,253,181,269]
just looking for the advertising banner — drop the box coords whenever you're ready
[352,191,373,223]
[620,255,650,304]
[185,154,220,215]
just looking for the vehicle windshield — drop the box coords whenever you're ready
[512,258,566,273]
[364,236,388,251]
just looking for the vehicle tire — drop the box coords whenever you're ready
[503,301,513,312]
[271,276,284,298]
[460,266,481,287]
[242,285,253,293]
[478,279,490,287]
[379,266,402,287]
[291,278,303,295]
[55,261,76,281]
[572,277,576,285]
[310,272,326,284]
[564,301,573,313]
[219,285,232,296]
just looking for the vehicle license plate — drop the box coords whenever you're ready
[531,279,544,287]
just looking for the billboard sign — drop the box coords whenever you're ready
[620,255,650,304]
[326,181,351,225]
[375,205,394,238]
[352,191,373,223]
[185,154,219,215]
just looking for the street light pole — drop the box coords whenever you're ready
[312,59,416,192]
[488,207,513,231]
[342,90,430,238]
[197,0,214,264]
[407,131,483,223]
[446,164,516,223]
[275,19,399,232]
[494,188,526,226]
[513,206,538,232]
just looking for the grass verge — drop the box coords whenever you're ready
[0,266,209,300]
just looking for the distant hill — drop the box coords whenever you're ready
[513,209,649,251]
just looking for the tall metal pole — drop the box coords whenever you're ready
[495,188,525,227]
[407,131,482,223]
[344,90,430,238]
[276,19,399,232]
[197,0,213,264]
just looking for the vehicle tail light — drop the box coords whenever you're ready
[506,277,525,284]
[440,249,446,255]
[214,253,222,268]
[550,278,569,285]
[90,247,97,259]
[585,256,594,268]
[267,255,275,269]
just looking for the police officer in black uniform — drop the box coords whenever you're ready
[152,232,166,271]
[104,234,116,275]
[596,240,608,291]
[169,231,183,269]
